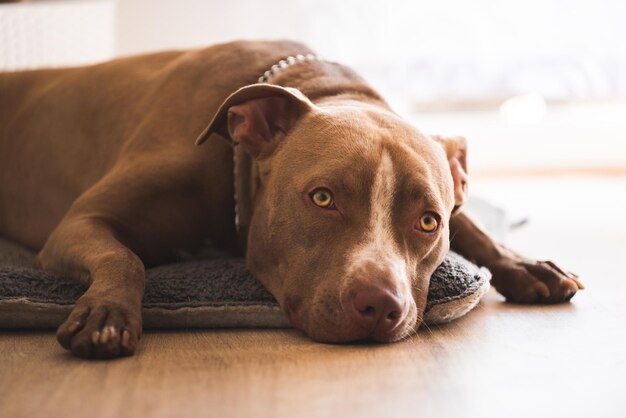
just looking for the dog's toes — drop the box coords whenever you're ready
[93,310,124,358]
[57,297,141,359]
[56,305,91,350]
[511,280,551,304]
[98,310,141,358]
[505,277,544,304]
[490,263,541,303]
[120,326,140,356]
[489,257,582,304]
[524,261,580,303]
[69,308,107,358]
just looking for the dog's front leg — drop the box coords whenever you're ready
[37,217,144,358]
[449,212,583,303]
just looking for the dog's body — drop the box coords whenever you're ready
[0,40,582,358]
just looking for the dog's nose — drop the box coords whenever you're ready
[348,285,407,337]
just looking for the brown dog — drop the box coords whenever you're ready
[0,40,582,358]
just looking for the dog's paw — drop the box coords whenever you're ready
[488,257,584,304]
[56,295,142,359]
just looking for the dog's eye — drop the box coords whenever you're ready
[310,188,335,209]
[417,212,440,233]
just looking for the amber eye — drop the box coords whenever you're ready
[417,212,440,233]
[310,188,335,209]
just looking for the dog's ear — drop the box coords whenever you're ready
[196,83,315,158]
[431,135,468,214]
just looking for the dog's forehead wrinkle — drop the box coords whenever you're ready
[387,141,455,215]
[346,148,410,282]
[314,103,404,140]
[294,104,438,174]
[285,113,375,164]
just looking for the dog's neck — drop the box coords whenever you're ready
[257,54,325,84]
[232,143,256,253]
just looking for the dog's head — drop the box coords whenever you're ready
[197,84,468,342]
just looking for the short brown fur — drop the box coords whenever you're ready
[0,40,582,358]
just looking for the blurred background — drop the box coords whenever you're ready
[1,0,625,260]
[1,0,625,173]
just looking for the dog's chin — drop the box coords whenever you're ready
[293,313,420,344]
[303,324,415,344]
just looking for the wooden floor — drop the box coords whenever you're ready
[1,176,625,418]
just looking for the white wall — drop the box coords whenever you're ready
[0,0,115,71]
[115,0,626,109]
[2,0,623,105]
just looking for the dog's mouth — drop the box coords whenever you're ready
[302,315,419,344]
[282,294,420,344]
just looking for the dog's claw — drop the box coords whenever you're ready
[122,330,130,348]
[99,326,112,344]
[570,275,585,290]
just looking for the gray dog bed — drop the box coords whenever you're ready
[0,237,490,330]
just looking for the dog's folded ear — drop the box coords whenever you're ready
[196,83,315,158]
[430,135,468,214]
